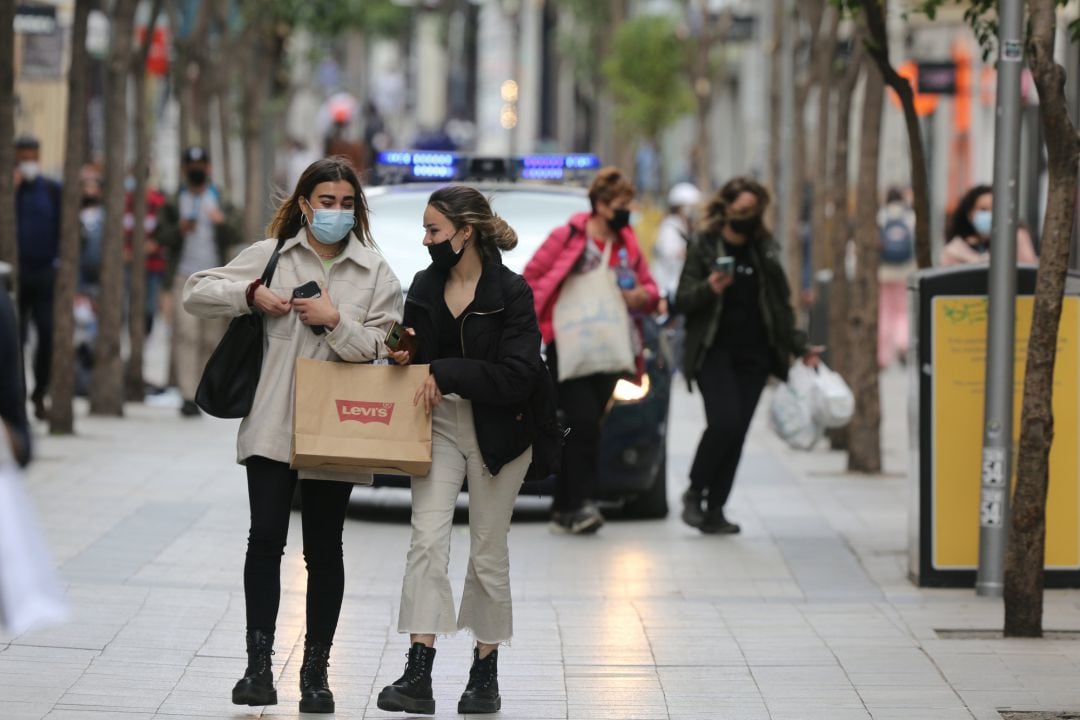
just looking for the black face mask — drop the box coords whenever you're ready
[608,208,631,231]
[428,232,466,271]
[728,216,760,237]
[186,168,207,187]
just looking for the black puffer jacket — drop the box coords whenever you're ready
[405,257,543,475]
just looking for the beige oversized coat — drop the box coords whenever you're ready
[182,231,404,482]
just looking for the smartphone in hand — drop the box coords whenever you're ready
[714,256,735,275]
[385,322,417,356]
[292,281,325,335]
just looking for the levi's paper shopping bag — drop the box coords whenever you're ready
[292,358,433,477]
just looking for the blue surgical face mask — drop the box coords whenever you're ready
[307,207,355,245]
[972,209,993,237]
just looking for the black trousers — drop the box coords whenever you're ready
[17,266,55,401]
[244,457,353,644]
[546,343,619,513]
[689,346,769,512]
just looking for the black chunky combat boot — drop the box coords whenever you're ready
[376,642,437,715]
[232,629,277,706]
[457,648,501,714]
[299,640,334,714]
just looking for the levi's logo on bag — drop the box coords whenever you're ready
[335,400,395,425]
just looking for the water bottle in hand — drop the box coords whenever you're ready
[616,248,636,290]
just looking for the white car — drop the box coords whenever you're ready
[362,155,671,518]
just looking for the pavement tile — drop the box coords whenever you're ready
[8,371,1080,718]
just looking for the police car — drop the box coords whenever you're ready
[365,152,671,518]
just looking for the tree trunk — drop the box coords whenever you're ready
[810,7,839,274]
[825,41,864,452]
[766,0,783,230]
[239,18,271,243]
[168,0,192,153]
[846,56,884,473]
[784,0,824,308]
[48,0,92,435]
[689,4,715,191]
[211,0,234,202]
[90,0,138,417]
[0,0,17,276]
[125,0,163,403]
[1003,0,1080,638]
[862,0,931,270]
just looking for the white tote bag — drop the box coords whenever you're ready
[810,362,855,429]
[0,456,68,636]
[552,241,636,381]
[768,362,823,450]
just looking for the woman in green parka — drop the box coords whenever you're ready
[676,177,818,534]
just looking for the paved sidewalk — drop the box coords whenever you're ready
[3,368,1080,719]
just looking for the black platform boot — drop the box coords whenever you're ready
[376,642,437,715]
[457,648,501,714]
[299,640,334,714]
[232,629,277,706]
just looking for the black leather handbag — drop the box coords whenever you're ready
[194,239,285,418]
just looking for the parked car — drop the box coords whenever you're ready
[362,153,671,518]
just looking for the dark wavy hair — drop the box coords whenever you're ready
[426,185,518,261]
[266,156,372,245]
[700,176,771,237]
[947,184,992,242]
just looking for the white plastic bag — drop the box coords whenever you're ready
[810,362,855,429]
[0,461,68,636]
[769,363,822,450]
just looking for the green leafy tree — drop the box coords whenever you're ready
[603,15,693,192]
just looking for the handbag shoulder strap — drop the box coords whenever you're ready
[260,238,286,286]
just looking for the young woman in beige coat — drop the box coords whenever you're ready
[183,156,403,714]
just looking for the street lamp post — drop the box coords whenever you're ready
[976,0,1025,597]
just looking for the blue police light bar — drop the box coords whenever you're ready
[518,154,601,181]
[377,151,458,167]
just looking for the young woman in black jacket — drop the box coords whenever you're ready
[379,185,543,716]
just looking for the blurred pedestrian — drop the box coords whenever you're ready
[0,287,31,467]
[653,182,702,309]
[877,187,916,368]
[676,177,818,534]
[654,182,702,375]
[183,156,403,714]
[378,186,546,717]
[0,272,69,638]
[78,173,104,292]
[524,167,660,535]
[13,135,61,421]
[941,184,1038,266]
[123,180,167,335]
[156,147,238,417]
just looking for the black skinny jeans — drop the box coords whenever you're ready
[546,343,619,513]
[18,266,55,401]
[689,345,769,512]
[244,457,353,644]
